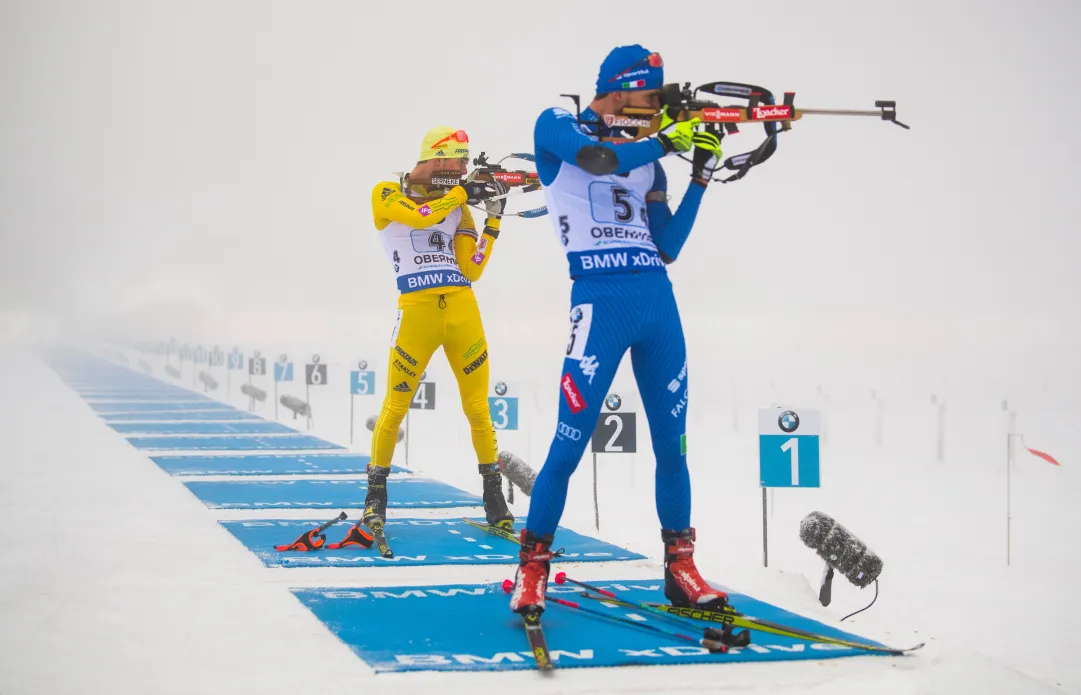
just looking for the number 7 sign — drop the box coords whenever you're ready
[758,407,820,487]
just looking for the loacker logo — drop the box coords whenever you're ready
[752,105,792,120]
[701,107,743,122]
[561,373,586,414]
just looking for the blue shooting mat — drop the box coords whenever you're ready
[291,579,890,673]
[150,453,391,476]
[99,410,262,421]
[220,517,644,568]
[125,434,343,451]
[90,401,236,413]
[76,388,196,397]
[109,421,296,435]
[184,477,480,510]
[83,392,212,402]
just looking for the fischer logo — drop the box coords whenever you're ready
[752,105,792,120]
[604,114,653,128]
[701,107,743,122]
[561,373,587,414]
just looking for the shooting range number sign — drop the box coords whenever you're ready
[274,356,294,382]
[410,381,436,410]
[758,407,821,487]
[249,355,267,377]
[305,355,327,386]
[592,394,636,453]
[228,351,245,370]
[350,369,375,395]
[488,381,519,430]
[209,348,225,366]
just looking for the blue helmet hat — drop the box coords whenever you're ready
[595,44,664,95]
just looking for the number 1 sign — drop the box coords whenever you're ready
[758,407,821,488]
[758,406,821,568]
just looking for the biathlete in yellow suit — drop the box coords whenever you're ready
[332,127,514,555]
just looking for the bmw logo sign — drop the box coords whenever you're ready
[311,354,320,364]
[778,410,800,433]
[279,353,288,363]
[494,381,508,396]
[571,306,583,322]
[605,394,622,411]
[358,360,368,370]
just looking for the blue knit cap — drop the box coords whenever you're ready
[595,44,664,95]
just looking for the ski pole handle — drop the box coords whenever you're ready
[316,511,348,533]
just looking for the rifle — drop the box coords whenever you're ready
[466,152,548,218]
[562,81,908,183]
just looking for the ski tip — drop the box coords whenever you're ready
[553,571,567,585]
[501,578,514,593]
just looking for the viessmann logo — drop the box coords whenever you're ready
[492,171,525,185]
[701,107,743,122]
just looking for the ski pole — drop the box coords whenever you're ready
[500,580,727,653]
[553,572,751,647]
[274,511,347,551]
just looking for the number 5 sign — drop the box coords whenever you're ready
[758,407,820,487]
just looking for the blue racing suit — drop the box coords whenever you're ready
[525,106,709,536]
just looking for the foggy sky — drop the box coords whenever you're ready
[2,0,1080,382]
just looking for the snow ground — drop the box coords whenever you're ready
[1,342,1077,695]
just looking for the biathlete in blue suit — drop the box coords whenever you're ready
[508,45,730,617]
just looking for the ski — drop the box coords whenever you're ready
[460,517,519,544]
[576,593,924,655]
[366,519,393,558]
[521,609,554,672]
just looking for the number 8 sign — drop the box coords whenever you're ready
[758,407,821,488]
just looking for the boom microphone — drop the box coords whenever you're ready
[800,511,883,612]
[498,450,537,496]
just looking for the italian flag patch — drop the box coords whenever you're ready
[622,79,646,89]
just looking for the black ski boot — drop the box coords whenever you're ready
[362,464,392,557]
[479,462,514,530]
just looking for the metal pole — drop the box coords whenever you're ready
[349,394,354,445]
[306,382,311,431]
[936,403,946,462]
[274,381,279,419]
[762,487,768,567]
[593,453,600,531]
[1007,433,1013,567]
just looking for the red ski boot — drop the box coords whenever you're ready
[663,527,730,611]
[508,530,554,615]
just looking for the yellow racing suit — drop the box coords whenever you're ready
[369,180,501,471]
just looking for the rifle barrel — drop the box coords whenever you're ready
[798,108,883,117]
